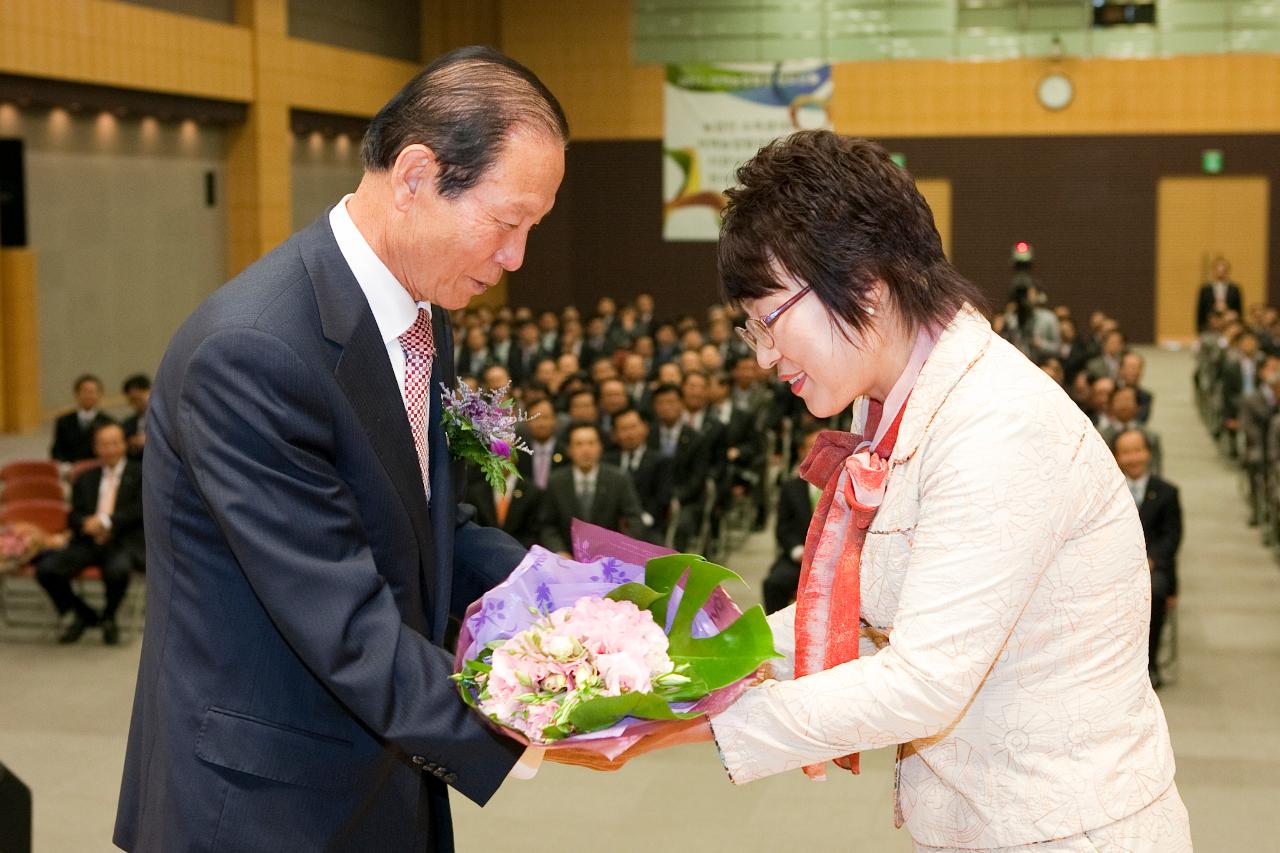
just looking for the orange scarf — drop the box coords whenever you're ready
[793,398,908,780]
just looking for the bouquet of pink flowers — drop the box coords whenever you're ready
[452,522,779,755]
[0,522,43,575]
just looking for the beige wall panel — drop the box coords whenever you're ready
[291,132,364,229]
[1156,177,1270,343]
[499,0,662,140]
[283,39,419,117]
[1,249,44,431]
[0,0,253,102]
[915,178,952,262]
[832,56,1280,138]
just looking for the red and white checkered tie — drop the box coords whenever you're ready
[398,307,435,499]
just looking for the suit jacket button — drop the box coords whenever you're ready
[444,772,458,784]
[411,755,426,766]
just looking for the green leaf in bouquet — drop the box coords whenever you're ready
[641,554,782,702]
[604,582,665,610]
[565,691,700,735]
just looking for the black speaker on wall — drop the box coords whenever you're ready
[0,761,32,853]
[0,138,28,248]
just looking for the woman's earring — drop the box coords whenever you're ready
[864,306,876,316]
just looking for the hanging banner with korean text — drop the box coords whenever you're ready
[663,62,833,242]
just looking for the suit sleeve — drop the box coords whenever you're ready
[1147,485,1182,591]
[449,507,527,620]
[616,471,647,537]
[68,473,95,531]
[178,328,521,805]
[538,482,568,553]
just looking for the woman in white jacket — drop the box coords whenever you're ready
[562,132,1191,852]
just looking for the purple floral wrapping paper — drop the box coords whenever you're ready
[453,521,752,757]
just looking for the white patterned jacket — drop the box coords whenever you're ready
[710,307,1177,848]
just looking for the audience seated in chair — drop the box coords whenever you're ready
[121,373,152,459]
[538,422,647,554]
[1112,428,1182,689]
[762,429,819,614]
[604,406,672,542]
[50,374,117,464]
[35,422,144,645]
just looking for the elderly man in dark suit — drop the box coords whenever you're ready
[115,47,568,853]
[1113,428,1183,689]
[50,374,116,463]
[36,421,143,645]
[539,422,646,553]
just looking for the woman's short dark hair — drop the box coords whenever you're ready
[362,45,569,198]
[719,131,985,341]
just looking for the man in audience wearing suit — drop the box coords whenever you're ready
[1116,352,1154,425]
[761,429,818,614]
[539,422,646,553]
[1239,356,1280,526]
[464,466,542,548]
[620,353,652,413]
[1221,328,1263,441]
[121,373,152,459]
[648,383,709,551]
[605,406,672,543]
[1085,328,1126,381]
[520,397,568,491]
[1196,256,1243,333]
[35,421,143,646]
[50,374,116,463]
[508,319,545,384]
[1098,386,1163,474]
[115,48,567,852]
[1113,428,1183,689]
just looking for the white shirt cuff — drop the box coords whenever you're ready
[97,512,113,530]
[507,747,543,781]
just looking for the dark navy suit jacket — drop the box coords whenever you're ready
[114,215,526,852]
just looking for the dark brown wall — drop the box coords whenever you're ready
[513,135,1280,341]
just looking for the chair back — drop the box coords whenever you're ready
[67,459,103,484]
[0,500,70,535]
[0,460,59,483]
[0,479,65,504]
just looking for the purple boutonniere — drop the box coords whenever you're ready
[440,381,534,491]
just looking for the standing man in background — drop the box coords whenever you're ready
[115,47,567,853]
[1197,255,1243,333]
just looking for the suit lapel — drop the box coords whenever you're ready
[300,214,439,627]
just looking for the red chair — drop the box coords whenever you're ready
[67,459,102,484]
[0,460,59,483]
[1,478,66,504]
[1,500,69,634]
[1,500,69,534]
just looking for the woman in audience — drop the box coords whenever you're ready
[565,131,1190,852]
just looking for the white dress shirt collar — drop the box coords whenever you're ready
[329,194,430,344]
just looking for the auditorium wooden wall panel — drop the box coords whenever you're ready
[498,0,663,140]
[832,56,1280,138]
[0,0,253,102]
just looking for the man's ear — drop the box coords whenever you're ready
[390,144,437,210]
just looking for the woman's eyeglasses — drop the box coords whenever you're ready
[735,287,812,353]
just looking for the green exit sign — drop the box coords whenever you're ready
[1202,149,1224,174]
[890,152,907,168]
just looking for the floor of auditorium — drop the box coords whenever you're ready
[1,347,1276,852]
